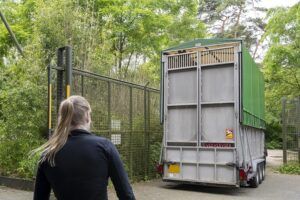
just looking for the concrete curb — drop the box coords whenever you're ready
[0,176,34,191]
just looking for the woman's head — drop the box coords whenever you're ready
[59,95,92,131]
[34,95,92,166]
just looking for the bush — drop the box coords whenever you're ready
[265,122,282,149]
[0,58,47,179]
[266,140,281,149]
[278,163,300,175]
[0,136,43,178]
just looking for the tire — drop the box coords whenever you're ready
[261,162,265,181]
[258,163,263,184]
[249,170,260,188]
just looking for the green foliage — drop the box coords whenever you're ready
[149,141,161,172]
[0,0,33,61]
[17,152,40,178]
[0,0,204,179]
[265,122,282,149]
[0,53,47,178]
[263,3,300,146]
[278,163,300,175]
[266,140,281,150]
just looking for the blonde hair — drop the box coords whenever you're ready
[33,95,91,166]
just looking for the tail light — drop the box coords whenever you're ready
[239,169,247,181]
[156,163,163,175]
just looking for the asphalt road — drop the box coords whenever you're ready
[1,150,299,200]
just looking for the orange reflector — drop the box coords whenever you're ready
[226,128,234,139]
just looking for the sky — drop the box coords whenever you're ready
[257,0,299,8]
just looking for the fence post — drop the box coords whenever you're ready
[108,82,111,139]
[65,46,72,98]
[144,82,149,179]
[297,97,300,164]
[57,48,64,112]
[282,97,287,164]
[47,65,52,137]
[129,87,133,179]
[147,91,151,177]
[81,75,84,96]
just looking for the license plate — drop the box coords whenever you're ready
[168,164,180,173]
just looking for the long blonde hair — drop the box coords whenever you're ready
[33,95,91,166]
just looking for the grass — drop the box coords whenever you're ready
[277,162,300,175]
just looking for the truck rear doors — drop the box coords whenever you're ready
[162,43,240,186]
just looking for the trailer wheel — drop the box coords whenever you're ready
[249,170,260,188]
[261,162,265,181]
[258,163,263,184]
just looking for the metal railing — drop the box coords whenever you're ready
[48,47,163,181]
[166,47,235,71]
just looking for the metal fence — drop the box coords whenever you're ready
[48,47,163,181]
[282,97,300,164]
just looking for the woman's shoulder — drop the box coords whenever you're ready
[70,129,114,150]
[86,133,113,148]
[89,134,110,143]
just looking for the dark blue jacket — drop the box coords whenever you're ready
[33,129,135,200]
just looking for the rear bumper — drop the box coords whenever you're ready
[163,177,239,188]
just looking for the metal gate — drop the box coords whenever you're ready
[47,46,163,181]
[282,97,300,164]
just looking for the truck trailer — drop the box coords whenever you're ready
[159,39,266,188]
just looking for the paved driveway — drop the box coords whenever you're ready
[1,150,300,200]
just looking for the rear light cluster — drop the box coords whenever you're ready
[239,169,247,181]
[156,164,163,175]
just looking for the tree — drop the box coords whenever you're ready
[99,0,206,80]
[0,0,206,178]
[0,1,33,64]
[263,3,300,146]
[198,0,267,59]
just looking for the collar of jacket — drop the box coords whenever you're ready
[70,129,91,136]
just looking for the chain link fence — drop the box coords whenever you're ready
[48,48,163,181]
[282,97,300,164]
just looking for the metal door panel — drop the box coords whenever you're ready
[216,166,235,182]
[168,71,197,104]
[167,108,197,142]
[201,105,235,142]
[182,164,197,180]
[182,149,197,162]
[201,65,234,102]
[199,165,214,181]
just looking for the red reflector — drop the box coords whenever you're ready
[156,164,163,175]
[239,169,247,181]
[202,143,233,148]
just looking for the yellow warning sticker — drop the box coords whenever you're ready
[168,164,180,173]
[226,129,234,139]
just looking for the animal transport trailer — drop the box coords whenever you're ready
[159,39,266,188]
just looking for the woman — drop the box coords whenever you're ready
[33,95,135,200]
